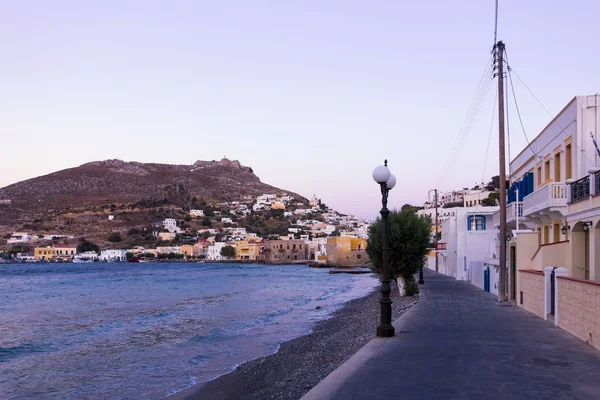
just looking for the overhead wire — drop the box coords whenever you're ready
[441,74,494,183]
[481,86,498,184]
[438,59,493,179]
[504,49,595,168]
[436,54,495,187]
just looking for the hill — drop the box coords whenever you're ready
[0,158,302,234]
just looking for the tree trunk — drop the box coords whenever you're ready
[397,276,406,297]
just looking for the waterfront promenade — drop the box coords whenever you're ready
[302,270,600,400]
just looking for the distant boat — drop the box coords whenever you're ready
[73,252,98,263]
[127,257,140,263]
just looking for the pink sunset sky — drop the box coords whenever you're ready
[1,1,599,219]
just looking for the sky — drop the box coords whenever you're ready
[1,0,599,219]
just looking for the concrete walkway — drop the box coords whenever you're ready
[302,270,600,400]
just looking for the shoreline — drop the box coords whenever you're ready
[168,283,416,400]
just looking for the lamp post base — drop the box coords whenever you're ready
[376,324,395,337]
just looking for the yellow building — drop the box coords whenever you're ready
[326,237,368,267]
[180,245,194,257]
[54,245,77,258]
[33,245,76,260]
[271,202,285,210]
[158,232,176,241]
[235,240,262,260]
[34,247,56,260]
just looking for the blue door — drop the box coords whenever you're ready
[484,267,490,292]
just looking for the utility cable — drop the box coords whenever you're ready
[436,56,494,187]
[481,86,498,184]
[505,49,595,168]
[507,66,541,160]
[438,60,493,180]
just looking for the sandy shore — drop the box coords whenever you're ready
[170,282,416,400]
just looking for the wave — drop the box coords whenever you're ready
[0,343,57,363]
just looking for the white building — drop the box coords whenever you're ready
[100,249,127,261]
[257,194,277,205]
[309,194,321,207]
[439,190,467,207]
[492,94,600,303]
[199,228,220,235]
[7,232,33,244]
[190,209,204,218]
[162,218,180,233]
[207,242,227,261]
[221,217,233,224]
[463,189,491,207]
[157,246,181,255]
[230,227,247,237]
[438,206,500,295]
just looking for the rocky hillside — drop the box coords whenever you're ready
[0,158,300,231]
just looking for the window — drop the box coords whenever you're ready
[537,165,542,187]
[565,144,572,179]
[544,160,551,182]
[543,225,550,244]
[357,254,362,260]
[554,153,561,182]
[468,216,485,231]
[553,222,560,243]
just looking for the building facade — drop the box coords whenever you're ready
[492,95,600,302]
[263,240,308,264]
[438,207,500,294]
[326,237,368,267]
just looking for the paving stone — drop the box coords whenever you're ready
[303,270,600,400]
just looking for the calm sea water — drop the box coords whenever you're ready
[0,262,378,399]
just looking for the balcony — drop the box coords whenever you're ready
[570,176,590,203]
[522,183,567,223]
[492,201,523,228]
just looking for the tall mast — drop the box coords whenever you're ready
[497,41,508,302]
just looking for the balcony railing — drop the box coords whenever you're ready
[493,201,523,227]
[570,176,590,203]
[523,183,567,216]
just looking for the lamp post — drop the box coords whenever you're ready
[372,160,396,338]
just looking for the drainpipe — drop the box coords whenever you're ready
[516,187,520,230]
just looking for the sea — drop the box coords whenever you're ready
[0,262,379,399]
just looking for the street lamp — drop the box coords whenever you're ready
[372,159,396,338]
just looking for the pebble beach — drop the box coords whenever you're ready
[170,283,416,400]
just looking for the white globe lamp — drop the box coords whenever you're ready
[386,174,396,190]
[372,165,391,184]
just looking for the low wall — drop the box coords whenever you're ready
[557,277,600,351]
[519,270,545,319]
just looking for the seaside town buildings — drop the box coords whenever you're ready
[427,94,600,351]
[2,191,373,268]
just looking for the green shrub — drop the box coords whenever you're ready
[404,276,419,296]
[107,232,122,242]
